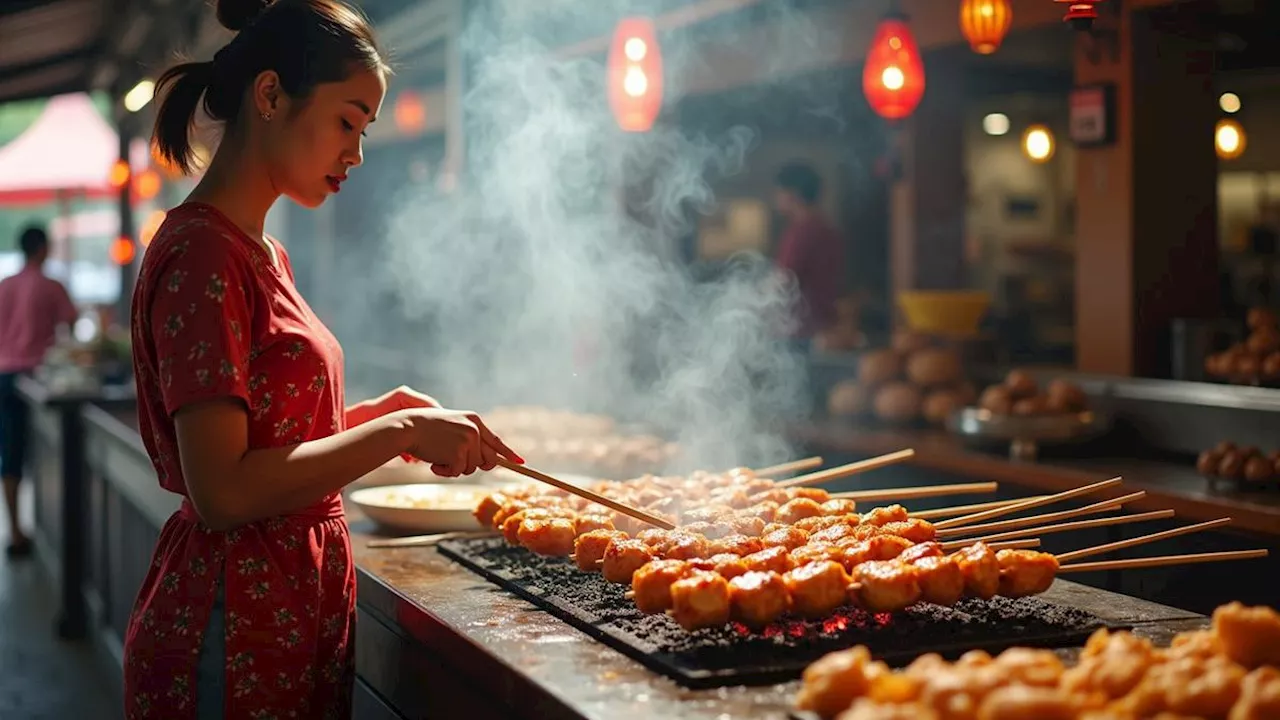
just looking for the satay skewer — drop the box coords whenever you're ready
[1056,517,1233,563]
[910,496,1050,520]
[1057,548,1268,573]
[932,476,1123,530]
[830,481,997,503]
[495,459,676,530]
[774,449,916,488]
[753,456,824,478]
[934,491,1145,538]
[936,538,1041,552]
[955,509,1175,545]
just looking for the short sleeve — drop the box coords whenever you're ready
[55,281,77,325]
[147,238,255,417]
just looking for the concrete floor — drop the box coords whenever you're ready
[0,483,119,720]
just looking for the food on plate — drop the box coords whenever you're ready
[1205,306,1280,385]
[977,371,1089,417]
[1196,442,1279,485]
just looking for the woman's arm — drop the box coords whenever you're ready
[345,386,440,428]
[175,399,414,530]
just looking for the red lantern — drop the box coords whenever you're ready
[960,0,1013,55]
[862,14,926,122]
[607,17,663,132]
[1055,0,1102,30]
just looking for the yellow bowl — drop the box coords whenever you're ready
[897,291,991,338]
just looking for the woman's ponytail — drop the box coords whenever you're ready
[151,61,216,176]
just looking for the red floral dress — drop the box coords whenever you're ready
[124,202,355,719]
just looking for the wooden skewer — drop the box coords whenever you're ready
[911,496,1050,520]
[1056,517,1234,563]
[753,456,824,478]
[935,491,1144,539]
[366,531,495,548]
[831,481,997,503]
[495,458,676,530]
[979,538,1041,552]
[933,477,1123,530]
[957,509,1175,545]
[774,449,916,488]
[1058,549,1268,574]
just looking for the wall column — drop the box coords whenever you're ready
[890,48,969,305]
[1074,1,1219,376]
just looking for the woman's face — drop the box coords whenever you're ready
[258,67,387,208]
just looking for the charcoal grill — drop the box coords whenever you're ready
[438,537,1119,689]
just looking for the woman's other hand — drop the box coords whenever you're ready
[399,408,523,477]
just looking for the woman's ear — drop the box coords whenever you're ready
[251,69,284,118]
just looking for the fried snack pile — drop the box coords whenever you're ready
[794,601,1280,720]
[476,475,1064,632]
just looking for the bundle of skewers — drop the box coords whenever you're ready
[471,454,1268,635]
[794,600,1280,719]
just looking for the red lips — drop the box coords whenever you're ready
[326,175,346,193]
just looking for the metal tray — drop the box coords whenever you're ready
[947,408,1111,461]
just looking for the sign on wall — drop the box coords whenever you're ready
[1069,83,1116,147]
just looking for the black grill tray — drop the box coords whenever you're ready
[438,537,1118,689]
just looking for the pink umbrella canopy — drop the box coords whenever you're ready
[0,93,147,205]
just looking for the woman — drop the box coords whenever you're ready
[124,1,521,717]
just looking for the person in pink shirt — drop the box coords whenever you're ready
[773,162,847,347]
[0,225,78,557]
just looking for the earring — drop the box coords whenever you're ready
[261,111,272,122]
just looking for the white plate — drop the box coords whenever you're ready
[352,459,599,490]
[349,483,491,533]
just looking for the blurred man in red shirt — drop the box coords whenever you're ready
[773,162,846,346]
[0,226,78,557]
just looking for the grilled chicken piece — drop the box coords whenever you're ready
[913,555,965,606]
[995,549,1059,598]
[726,514,767,537]
[728,570,790,629]
[838,535,914,572]
[661,533,709,560]
[472,491,510,528]
[784,560,852,618]
[795,515,848,533]
[976,685,1077,720]
[793,487,832,503]
[795,647,890,720]
[860,504,910,527]
[630,559,692,613]
[820,498,859,517]
[601,538,656,584]
[739,501,779,523]
[810,522,857,544]
[850,560,922,613]
[573,513,614,536]
[776,497,826,525]
[669,572,731,630]
[898,541,944,564]
[516,517,576,556]
[790,542,844,567]
[503,508,572,545]
[706,534,764,557]
[761,525,811,551]
[742,545,796,575]
[572,529,627,571]
[878,518,937,544]
[953,542,1000,600]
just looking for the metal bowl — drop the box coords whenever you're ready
[946,407,1110,460]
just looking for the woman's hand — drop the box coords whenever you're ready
[399,407,523,477]
[347,385,440,431]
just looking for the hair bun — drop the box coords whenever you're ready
[215,0,275,31]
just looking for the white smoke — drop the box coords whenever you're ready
[368,0,819,471]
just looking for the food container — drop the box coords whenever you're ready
[897,291,991,338]
[946,407,1110,461]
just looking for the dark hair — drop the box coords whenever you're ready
[152,0,387,175]
[18,225,48,260]
[775,162,822,204]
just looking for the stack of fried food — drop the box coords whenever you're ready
[474,468,1061,632]
[795,601,1280,720]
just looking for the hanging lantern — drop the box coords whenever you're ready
[1055,0,1102,30]
[109,237,136,266]
[1022,124,1056,163]
[607,17,663,132]
[1215,119,1245,160]
[394,90,428,136]
[135,169,163,201]
[960,0,1013,55]
[107,159,130,190]
[862,14,926,122]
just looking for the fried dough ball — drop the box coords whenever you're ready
[630,559,691,613]
[516,517,577,556]
[796,647,889,720]
[1213,602,1280,669]
[976,685,1077,720]
[669,571,731,631]
[784,560,852,619]
[573,529,626,571]
[742,545,796,575]
[728,570,790,630]
[601,538,656,584]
